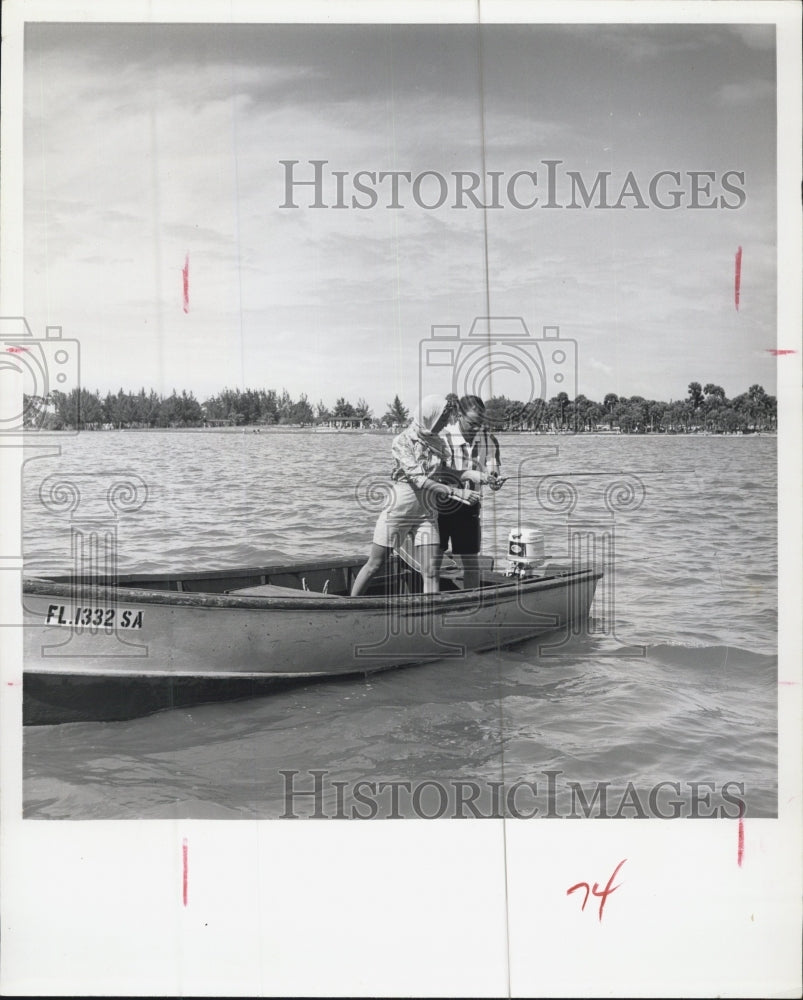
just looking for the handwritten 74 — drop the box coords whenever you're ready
[566,859,627,922]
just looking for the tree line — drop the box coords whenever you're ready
[23,381,775,433]
[22,387,399,430]
[484,382,776,434]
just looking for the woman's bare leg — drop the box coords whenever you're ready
[350,543,391,597]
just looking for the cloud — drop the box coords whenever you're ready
[19,21,779,411]
[725,25,777,51]
[714,79,776,107]
[588,357,614,377]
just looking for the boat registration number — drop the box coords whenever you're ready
[45,604,144,629]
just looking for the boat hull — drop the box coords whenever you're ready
[21,557,602,723]
[23,573,599,677]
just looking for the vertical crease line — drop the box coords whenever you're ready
[474,6,513,996]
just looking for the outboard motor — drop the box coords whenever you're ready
[506,526,546,578]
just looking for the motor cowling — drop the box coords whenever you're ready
[506,527,546,578]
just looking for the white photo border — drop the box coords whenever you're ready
[1,1,800,996]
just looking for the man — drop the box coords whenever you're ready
[436,395,504,590]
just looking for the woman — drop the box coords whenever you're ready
[350,394,479,596]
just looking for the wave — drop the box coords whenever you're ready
[644,642,777,671]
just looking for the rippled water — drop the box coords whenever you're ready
[22,431,778,818]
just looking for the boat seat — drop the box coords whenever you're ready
[227,583,337,598]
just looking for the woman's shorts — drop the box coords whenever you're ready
[372,483,440,549]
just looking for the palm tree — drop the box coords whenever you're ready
[687,382,704,410]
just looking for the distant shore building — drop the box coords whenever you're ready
[319,416,371,430]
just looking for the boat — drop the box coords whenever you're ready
[21,549,602,724]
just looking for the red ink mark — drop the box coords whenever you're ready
[767,349,796,356]
[182,837,188,906]
[182,254,189,313]
[737,802,745,867]
[6,346,29,353]
[778,680,799,685]
[567,858,627,922]
[734,246,742,311]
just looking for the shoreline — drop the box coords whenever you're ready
[19,426,778,436]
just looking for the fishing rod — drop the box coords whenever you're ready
[373,469,695,505]
[459,470,702,495]
[503,469,695,480]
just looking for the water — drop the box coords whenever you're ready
[22,431,778,819]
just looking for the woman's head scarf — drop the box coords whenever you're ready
[410,394,450,445]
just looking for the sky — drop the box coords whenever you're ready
[22,20,778,415]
